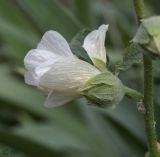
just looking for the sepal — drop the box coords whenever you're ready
[81,72,125,108]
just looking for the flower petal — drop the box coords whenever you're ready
[83,24,109,64]
[39,58,100,94]
[37,31,74,57]
[24,49,63,86]
[44,91,78,107]
[24,49,56,70]
[24,71,39,86]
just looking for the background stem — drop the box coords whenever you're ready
[133,0,158,156]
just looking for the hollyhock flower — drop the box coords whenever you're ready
[24,24,125,107]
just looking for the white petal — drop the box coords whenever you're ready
[24,49,55,70]
[83,24,109,64]
[44,91,78,107]
[24,71,39,86]
[39,58,100,94]
[37,31,74,57]
[24,49,63,86]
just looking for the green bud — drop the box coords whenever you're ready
[80,71,125,108]
[133,16,160,57]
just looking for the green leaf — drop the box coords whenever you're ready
[76,101,147,157]
[93,58,107,72]
[0,146,27,157]
[122,43,143,70]
[0,101,147,157]
[16,0,82,40]
[0,0,83,64]
[0,126,68,157]
[70,29,92,62]
[0,0,39,63]
[73,0,92,26]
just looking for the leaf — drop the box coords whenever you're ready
[0,0,39,63]
[0,146,27,157]
[70,29,92,62]
[72,0,92,26]
[75,101,147,157]
[0,0,82,64]
[0,101,147,157]
[99,99,147,145]
[122,43,143,70]
[0,126,68,157]
[15,0,82,40]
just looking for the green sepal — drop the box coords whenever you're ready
[80,72,125,108]
[81,71,115,91]
[93,58,107,72]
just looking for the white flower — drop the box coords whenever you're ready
[24,24,108,107]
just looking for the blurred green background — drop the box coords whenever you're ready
[0,0,160,157]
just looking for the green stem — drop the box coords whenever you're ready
[133,0,158,157]
[133,0,145,24]
[143,55,158,157]
[124,86,143,102]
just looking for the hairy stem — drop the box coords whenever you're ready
[143,55,158,157]
[133,0,158,156]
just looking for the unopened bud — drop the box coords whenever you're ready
[133,16,160,57]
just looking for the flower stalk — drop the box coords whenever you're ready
[124,86,143,102]
[133,0,158,157]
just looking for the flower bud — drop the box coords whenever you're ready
[81,71,125,108]
[133,16,160,56]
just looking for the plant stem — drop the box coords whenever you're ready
[124,86,143,102]
[133,0,158,157]
[143,55,158,157]
[133,0,145,24]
